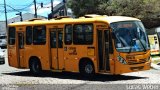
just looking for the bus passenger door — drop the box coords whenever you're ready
[50,29,64,70]
[18,32,25,68]
[97,30,110,71]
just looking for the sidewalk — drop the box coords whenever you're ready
[151,63,160,70]
[150,56,160,70]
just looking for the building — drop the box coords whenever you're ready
[48,0,73,19]
[8,13,46,24]
[0,0,73,34]
[0,13,46,34]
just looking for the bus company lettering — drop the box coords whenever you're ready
[68,47,77,55]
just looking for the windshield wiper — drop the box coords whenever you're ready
[114,32,126,47]
[138,38,146,52]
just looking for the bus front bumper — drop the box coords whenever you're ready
[114,61,151,75]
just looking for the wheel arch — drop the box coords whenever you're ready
[78,57,95,72]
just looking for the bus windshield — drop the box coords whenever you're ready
[110,21,150,52]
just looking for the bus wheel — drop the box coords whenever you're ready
[80,61,95,77]
[29,59,42,75]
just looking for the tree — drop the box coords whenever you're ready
[68,0,160,28]
[67,0,108,17]
[98,0,160,28]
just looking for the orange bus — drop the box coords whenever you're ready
[8,15,151,76]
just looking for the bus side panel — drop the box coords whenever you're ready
[39,28,50,70]
[8,46,18,68]
[64,45,97,72]
[109,54,115,74]
[64,45,78,72]
[24,45,50,70]
[64,45,85,72]
[24,46,34,68]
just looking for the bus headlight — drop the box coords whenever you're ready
[117,56,127,64]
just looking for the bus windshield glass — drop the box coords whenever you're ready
[110,21,150,52]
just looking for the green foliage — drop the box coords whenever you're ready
[67,0,108,17]
[68,0,160,28]
[98,0,160,19]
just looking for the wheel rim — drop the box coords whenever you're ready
[33,63,39,72]
[85,64,93,74]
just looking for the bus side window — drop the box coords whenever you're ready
[65,25,72,45]
[33,26,46,45]
[73,24,93,45]
[26,26,32,45]
[8,27,16,45]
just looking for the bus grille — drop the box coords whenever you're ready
[127,59,146,65]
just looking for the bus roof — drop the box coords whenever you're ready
[8,15,140,26]
[105,16,140,23]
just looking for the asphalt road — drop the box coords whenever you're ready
[1,49,160,90]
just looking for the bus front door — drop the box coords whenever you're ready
[50,29,64,70]
[18,32,25,68]
[97,30,110,72]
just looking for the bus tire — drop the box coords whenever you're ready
[29,59,42,75]
[79,60,95,77]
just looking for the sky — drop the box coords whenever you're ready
[0,0,62,21]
